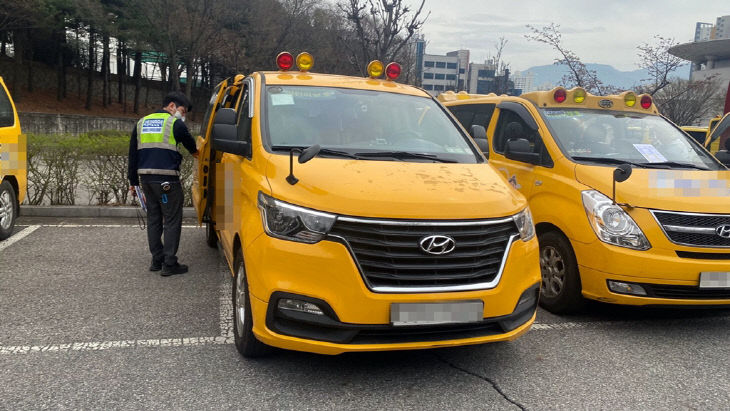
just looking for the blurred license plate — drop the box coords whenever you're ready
[390,301,483,326]
[699,272,730,289]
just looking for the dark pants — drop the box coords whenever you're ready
[142,181,183,266]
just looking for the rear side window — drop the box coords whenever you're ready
[0,86,15,128]
[447,103,496,131]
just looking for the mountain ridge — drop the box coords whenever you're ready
[516,63,691,91]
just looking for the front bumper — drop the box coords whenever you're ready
[574,239,730,306]
[243,232,540,354]
[250,284,538,355]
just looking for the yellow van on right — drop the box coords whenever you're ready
[441,88,730,313]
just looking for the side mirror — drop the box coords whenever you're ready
[212,108,250,157]
[469,125,489,157]
[505,138,540,165]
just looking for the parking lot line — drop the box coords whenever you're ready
[17,224,199,228]
[0,225,40,252]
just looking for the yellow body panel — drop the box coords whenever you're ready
[0,77,26,205]
[195,71,539,354]
[442,89,730,307]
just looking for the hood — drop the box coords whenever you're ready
[265,155,526,219]
[575,164,730,213]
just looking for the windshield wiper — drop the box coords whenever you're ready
[353,151,457,163]
[270,145,361,159]
[636,161,709,170]
[571,156,648,168]
[572,156,710,170]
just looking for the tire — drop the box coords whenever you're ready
[538,231,585,314]
[232,247,270,358]
[205,221,218,248]
[0,180,17,241]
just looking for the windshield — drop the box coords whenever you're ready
[541,108,721,170]
[264,85,480,163]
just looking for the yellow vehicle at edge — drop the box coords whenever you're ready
[192,53,540,356]
[0,76,25,240]
[441,88,730,313]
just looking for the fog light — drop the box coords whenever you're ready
[607,280,647,296]
[277,298,325,315]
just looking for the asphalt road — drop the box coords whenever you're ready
[1,216,729,410]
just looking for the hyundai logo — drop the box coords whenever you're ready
[419,235,456,255]
[716,225,730,239]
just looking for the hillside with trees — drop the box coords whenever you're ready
[0,0,426,120]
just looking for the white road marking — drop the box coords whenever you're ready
[0,337,233,355]
[0,225,40,252]
[219,261,234,338]
[530,322,590,330]
[17,224,199,228]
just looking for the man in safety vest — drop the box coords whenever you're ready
[128,91,199,276]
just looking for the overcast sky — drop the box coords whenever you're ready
[409,0,729,72]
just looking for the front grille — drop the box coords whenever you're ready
[652,211,730,248]
[328,217,519,292]
[644,284,730,300]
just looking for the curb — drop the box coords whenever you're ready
[20,206,197,218]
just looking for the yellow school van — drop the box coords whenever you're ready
[192,53,540,357]
[441,88,730,313]
[0,76,25,240]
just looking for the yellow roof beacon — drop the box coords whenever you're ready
[191,53,540,357]
[442,87,730,313]
[0,76,25,240]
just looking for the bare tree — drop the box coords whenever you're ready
[636,36,684,96]
[492,36,512,94]
[525,23,611,95]
[338,0,428,76]
[653,76,724,126]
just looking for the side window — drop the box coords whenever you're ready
[199,88,220,137]
[0,86,15,128]
[493,109,552,166]
[448,103,496,131]
[236,84,252,146]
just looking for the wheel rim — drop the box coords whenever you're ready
[540,245,566,298]
[235,263,247,337]
[0,190,12,230]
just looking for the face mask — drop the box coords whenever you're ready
[173,110,183,120]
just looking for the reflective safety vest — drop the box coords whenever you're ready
[136,112,181,176]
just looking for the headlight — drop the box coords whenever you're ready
[512,207,535,241]
[581,190,650,250]
[258,192,336,243]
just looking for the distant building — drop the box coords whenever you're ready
[414,41,516,96]
[420,53,461,94]
[511,71,535,94]
[694,22,713,42]
[669,15,730,86]
[716,15,730,39]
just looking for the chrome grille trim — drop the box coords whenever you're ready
[651,210,730,248]
[328,216,520,293]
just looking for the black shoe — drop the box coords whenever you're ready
[161,263,188,276]
[149,259,163,272]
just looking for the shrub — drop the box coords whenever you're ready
[26,130,195,206]
[26,134,82,205]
